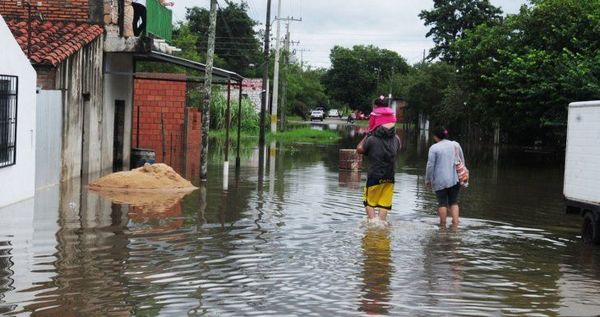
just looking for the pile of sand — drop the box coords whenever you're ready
[89,163,197,191]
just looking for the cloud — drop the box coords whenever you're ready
[170,0,527,68]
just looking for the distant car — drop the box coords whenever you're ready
[310,110,324,121]
[315,106,327,118]
[328,109,342,118]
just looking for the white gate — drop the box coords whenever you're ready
[35,90,62,189]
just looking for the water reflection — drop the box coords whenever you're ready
[422,226,464,312]
[359,224,392,315]
[338,170,362,189]
[0,240,14,315]
[2,130,600,315]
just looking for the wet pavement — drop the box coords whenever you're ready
[1,128,600,316]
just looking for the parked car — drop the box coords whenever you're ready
[310,110,324,121]
[328,109,342,118]
[315,106,327,118]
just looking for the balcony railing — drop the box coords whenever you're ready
[146,0,173,42]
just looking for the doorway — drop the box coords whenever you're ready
[113,100,125,172]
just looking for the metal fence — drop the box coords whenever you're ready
[0,74,18,168]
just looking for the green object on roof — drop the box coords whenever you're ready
[146,0,173,42]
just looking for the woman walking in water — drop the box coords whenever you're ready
[425,127,466,227]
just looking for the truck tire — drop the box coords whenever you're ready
[582,211,600,244]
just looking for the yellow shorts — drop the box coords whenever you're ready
[363,183,394,210]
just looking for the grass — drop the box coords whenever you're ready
[270,127,340,144]
[286,115,305,122]
[209,127,341,144]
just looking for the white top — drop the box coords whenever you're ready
[425,140,465,191]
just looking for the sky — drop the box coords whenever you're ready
[170,0,529,68]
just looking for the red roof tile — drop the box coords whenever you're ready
[6,19,103,66]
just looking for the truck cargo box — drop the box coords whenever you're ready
[564,101,600,244]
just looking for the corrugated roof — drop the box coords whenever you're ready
[6,19,103,66]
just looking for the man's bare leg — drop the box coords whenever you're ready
[450,204,460,226]
[378,209,389,222]
[366,206,376,219]
[438,206,448,226]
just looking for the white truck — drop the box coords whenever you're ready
[564,101,600,244]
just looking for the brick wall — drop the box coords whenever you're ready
[0,0,90,22]
[35,67,57,89]
[133,76,202,176]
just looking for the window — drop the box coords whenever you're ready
[0,75,18,168]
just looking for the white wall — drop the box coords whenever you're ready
[0,16,37,208]
[103,53,133,171]
[564,101,600,204]
[35,90,62,189]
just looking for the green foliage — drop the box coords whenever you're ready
[186,2,262,77]
[323,45,409,112]
[419,0,503,62]
[284,64,328,119]
[136,22,226,74]
[393,62,463,126]
[452,0,600,142]
[209,89,259,132]
[171,23,202,62]
[411,0,600,144]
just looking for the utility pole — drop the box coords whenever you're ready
[200,0,217,181]
[297,48,310,70]
[280,23,290,129]
[277,17,300,131]
[259,0,272,147]
[271,0,282,134]
[388,66,395,107]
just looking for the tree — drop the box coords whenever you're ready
[285,64,328,119]
[187,2,262,77]
[454,0,600,143]
[323,45,409,112]
[419,0,502,62]
[393,62,463,127]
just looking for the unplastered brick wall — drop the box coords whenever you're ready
[0,0,89,22]
[35,67,57,89]
[133,75,202,175]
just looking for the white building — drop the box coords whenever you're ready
[0,15,36,207]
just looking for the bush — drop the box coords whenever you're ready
[210,90,259,132]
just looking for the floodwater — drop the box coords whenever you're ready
[1,127,600,316]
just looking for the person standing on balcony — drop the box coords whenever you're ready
[132,0,175,36]
[132,0,146,36]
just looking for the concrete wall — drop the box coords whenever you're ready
[55,37,104,181]
[0,16,37,208]
[103,53,133,171]
[241,78,263,112]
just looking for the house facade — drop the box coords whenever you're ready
[0,15,37,207]
[1,0,244,188]
[1,0,107,183]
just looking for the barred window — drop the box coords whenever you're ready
[0,75,18,168]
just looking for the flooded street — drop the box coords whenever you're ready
[2,128,600,316]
